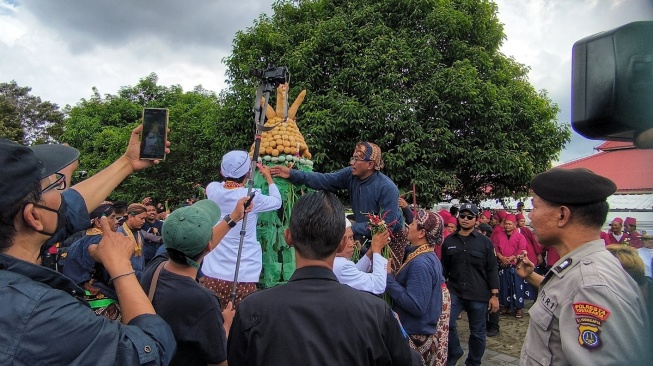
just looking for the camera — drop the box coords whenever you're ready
[250,66,289,86]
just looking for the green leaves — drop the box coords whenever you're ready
[0,81,65,144]
[44,0,570,209]
[61,73,236,205]
[222,0,569,205]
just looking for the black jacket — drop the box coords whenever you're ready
[442,231,500,302]
[228,266,413,365]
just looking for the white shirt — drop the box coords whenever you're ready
[202,182,282,282]
[612,232,625,242]
[638,247,653,277]
[333,253,388,295]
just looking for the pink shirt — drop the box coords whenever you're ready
[492,229,528,265]
[600,231,611,245]
[543,246,560,266]
[628,232,643,249]
[605,231,629,245]
[518,227,542,264]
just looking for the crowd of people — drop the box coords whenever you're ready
[1,128,652,365]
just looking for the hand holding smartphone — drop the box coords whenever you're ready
[140,108,169,160]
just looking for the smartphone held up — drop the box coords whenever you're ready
[140,108,169,160]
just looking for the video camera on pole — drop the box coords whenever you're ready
[250,66,290,87]
[230,64,290,305]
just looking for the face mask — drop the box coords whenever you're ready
[32,198,68,251]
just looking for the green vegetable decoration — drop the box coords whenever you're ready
[249,83,313,288]
[365,211,396,305]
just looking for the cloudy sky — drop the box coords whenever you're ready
[1,0,651,162]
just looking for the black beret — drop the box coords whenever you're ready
[531,168,616,205]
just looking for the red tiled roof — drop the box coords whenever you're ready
[558,148,653,192]
[595,141,635,151]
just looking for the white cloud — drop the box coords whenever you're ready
[1,0,651,162]
[0,0,275,106]
[0,2,26,46]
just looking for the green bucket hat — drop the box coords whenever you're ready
[162,199,221,268]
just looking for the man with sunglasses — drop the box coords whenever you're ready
[442,203,500,366]
[0,125,175,365]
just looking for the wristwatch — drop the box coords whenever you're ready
[491,293,499,297]
[223,214,237,228]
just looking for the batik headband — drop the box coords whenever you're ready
[416,209,444,246]
[353,142,384,170]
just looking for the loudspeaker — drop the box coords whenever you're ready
[572,21,653,144]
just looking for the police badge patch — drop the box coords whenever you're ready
[573,302,611,350]
[578,324,601,349]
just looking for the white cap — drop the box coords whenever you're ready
[345,217,352,228]
[221,150,251,178]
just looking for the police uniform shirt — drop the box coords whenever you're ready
[520,240,651,365]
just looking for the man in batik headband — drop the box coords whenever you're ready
[271,142,406,270]
[116,203,147,279]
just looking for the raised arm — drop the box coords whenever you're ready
[73,124,170,212]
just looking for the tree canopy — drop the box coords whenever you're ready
[223,0,570,205]
[61,73,247,204]
[0,81,65,144]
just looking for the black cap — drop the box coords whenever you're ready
[477,223,493,235]
[0,139,80,211]
[459,203,479,215]
[531,168,616,205]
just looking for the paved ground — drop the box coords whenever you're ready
[453,343,520,366]
[451,300,536,365]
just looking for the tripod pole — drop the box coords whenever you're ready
[230,80,274,306]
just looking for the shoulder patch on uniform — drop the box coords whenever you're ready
[572,302,611,321]
[577,324,601,350]
[573,302,610,350]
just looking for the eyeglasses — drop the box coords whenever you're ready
[42,173,66,193]
[349,157,367,164]
[459,214,476,220]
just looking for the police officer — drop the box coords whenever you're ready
[516,168,651,365]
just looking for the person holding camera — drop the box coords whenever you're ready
[0,126,175,365]
[201,150,282,307]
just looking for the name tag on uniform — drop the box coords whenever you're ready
[539,289,557,312]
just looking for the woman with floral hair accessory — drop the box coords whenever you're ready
[386,210,449,366]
